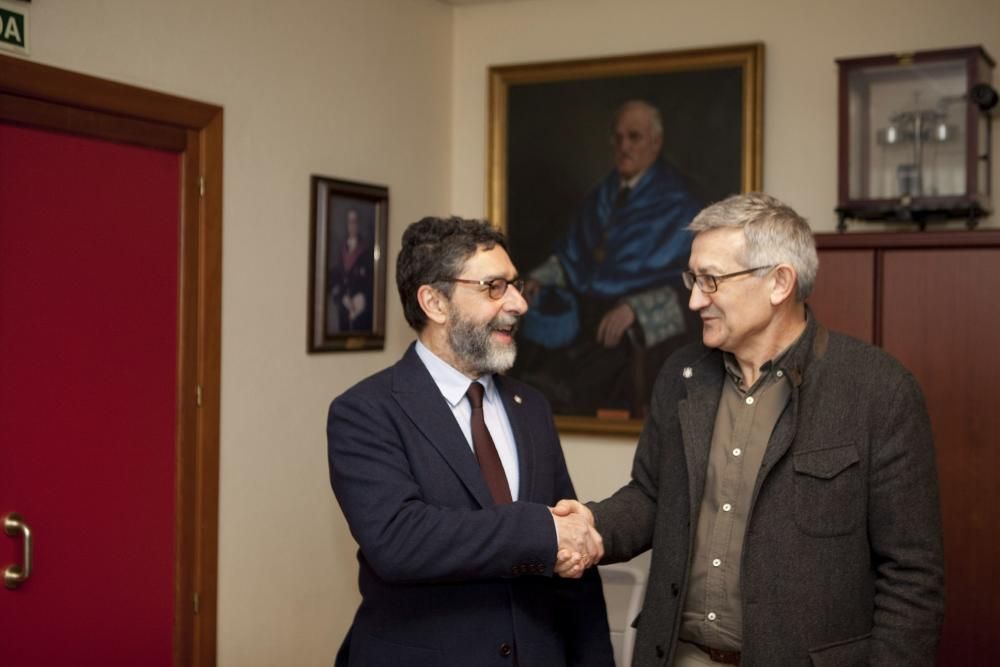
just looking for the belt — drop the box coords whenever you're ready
[690,641,741,665]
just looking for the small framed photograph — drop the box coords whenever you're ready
[308,175,389,352]
[488,43,764,434]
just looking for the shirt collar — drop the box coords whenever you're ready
[620,166,649,191]
[415,340,498,408]
[722,313,811,392]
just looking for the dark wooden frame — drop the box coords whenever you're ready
[835,46,995,230]
[307,175,389,352]
[0,54,223,667]
[487,43,764,435]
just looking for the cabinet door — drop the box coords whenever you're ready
[809,249,875,343]
[882,248,1000,664]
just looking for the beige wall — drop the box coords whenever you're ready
[19,1,452,664]
[13,0,1000,664]
[449,0,1000,499]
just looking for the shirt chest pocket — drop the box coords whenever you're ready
[793,444,863,537]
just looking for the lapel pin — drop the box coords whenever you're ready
[514,395,523,404]
[682,367,693,379]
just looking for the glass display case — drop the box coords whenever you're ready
[836,46,995,230]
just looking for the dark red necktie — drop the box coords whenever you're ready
[466,382,512,505]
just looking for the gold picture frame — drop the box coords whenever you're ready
[488,43,764,435]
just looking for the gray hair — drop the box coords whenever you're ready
[614,99,663,138]
[687,192,818,301]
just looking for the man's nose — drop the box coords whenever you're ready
[504,283,529,315]
[688,284,710,311]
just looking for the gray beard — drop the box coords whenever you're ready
[447,312,518,376]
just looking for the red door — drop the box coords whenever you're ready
[0,123,181,665]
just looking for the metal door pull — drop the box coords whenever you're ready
[3,512,32,589]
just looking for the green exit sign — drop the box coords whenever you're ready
[0,1,29,55]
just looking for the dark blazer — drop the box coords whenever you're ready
[591,315,944,666]
[328,343,613,667]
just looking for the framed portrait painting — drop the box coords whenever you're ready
[488,43,764,434]
[308,175,389,352]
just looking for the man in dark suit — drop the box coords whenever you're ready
[554,193,944,665]
[327,216,613,666]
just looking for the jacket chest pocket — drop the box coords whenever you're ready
[793,444,863,537]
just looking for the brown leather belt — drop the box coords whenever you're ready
[691,641,741,665]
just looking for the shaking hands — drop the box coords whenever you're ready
[549,499,602,579]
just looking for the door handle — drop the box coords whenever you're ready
[3,512,32,589]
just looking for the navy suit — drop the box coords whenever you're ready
[327,343,613,666]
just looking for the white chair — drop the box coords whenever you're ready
[599,555,649,667]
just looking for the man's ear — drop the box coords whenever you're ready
[417,284,449,325]
[770,264,798,306]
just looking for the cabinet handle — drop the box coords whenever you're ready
[3,512,32,589]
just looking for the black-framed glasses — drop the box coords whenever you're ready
[682,265,775,294]
[442,277,526,300]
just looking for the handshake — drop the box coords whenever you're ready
[549,499,602,579]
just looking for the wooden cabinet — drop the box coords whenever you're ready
[810,230,1000,664]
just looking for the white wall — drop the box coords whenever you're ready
[19,1,452,664]
[448,0,1000,495]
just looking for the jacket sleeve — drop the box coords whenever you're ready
[587,369,672,563]
[327,388,559,584]
[868,371,945,663]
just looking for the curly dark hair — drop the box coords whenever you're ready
[396,217,508,331]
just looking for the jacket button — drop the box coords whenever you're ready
[671,583,679,597]
[655,644,665,658]
[499,643,513,657]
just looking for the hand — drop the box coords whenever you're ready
[554,548,584,578]
[596,302,636,348]
[550,499,603,578]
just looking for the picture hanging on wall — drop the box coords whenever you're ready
[488,43,764,434]
[308,175,389,353]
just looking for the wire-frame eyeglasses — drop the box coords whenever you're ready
[681,266,775,294]
[441,277,526,300]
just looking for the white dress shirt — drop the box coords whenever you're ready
[415,340,520,500]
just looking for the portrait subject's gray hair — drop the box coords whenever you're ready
[687,192,819,301]
[614,99,663,138]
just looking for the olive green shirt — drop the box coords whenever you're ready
[678,340,802,651]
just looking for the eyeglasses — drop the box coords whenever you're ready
[682,265,775,294]
[442,277,526,300]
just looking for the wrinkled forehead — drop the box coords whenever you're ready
[689,228,746,272]
[614,106,655,133]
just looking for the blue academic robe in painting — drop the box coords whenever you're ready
[555,160,700,299]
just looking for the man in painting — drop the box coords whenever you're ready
[552,193,945,666]
[517,99,702,418]
[326,216,612,666]
[327,208,374,332]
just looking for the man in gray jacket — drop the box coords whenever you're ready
[555,193,944,666]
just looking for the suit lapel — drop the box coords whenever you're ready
[391,345,494,508]
[678,352,724,519]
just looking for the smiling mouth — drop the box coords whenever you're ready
[491,320,519,340]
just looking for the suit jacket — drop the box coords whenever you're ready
[590,315,944,666]
[327,343,613,667]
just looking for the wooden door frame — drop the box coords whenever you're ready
[0,55,222,667]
